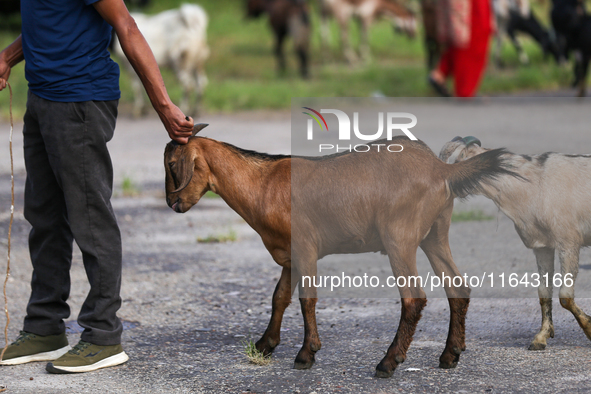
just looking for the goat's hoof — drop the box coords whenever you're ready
[439,361,458,369]
[255,339,277,356]
[375,363,395,378]
[254,337,280,356]
[439,351,460,369]
[527,342,546,351]
[293,358,315,370]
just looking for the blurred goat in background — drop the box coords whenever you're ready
[493,0,561,67]
[246,0,311,78]
[317,0,416,63]
[112,3,210,117]
[552,0,591,96]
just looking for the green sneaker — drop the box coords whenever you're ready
[46,340,128,373]
[0,331,70,365]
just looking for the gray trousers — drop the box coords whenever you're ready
[22,91,123,346]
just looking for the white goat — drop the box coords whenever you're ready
[112,3,210,117]
[317,0,416,63]
[440,136,591,351]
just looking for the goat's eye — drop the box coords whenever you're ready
[168,162,176,169]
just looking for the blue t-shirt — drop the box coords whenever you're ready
[21,0,120,102]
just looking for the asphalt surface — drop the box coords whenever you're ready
[0,100,591,393]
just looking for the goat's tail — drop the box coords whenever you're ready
[446,148,516,198]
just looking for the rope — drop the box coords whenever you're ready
[1,81,14,363]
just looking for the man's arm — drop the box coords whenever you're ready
[0,35,24,91]
[92,0,194,144]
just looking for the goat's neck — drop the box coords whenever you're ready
[478,158,537,222]
[202,140,271,226]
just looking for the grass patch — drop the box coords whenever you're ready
[121,176,140,197]
[0,0,579,119]
[197,228,237,243]
[451,210,494,222]
[203,190,220,198]
[242,339,272,366]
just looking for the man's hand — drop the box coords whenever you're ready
[157,104,194,144]
[0,35,23,92]
[93,0,195,144]
[0,61,10,91]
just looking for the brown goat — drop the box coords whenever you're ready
[164,124,513,377]
[246,0,310,78]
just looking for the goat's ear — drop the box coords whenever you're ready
[192,123,209,137]
[171,150,196,193]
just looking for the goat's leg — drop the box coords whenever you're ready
[438,298,470,369]
[274,30,287,76]
[376,245,426,378]
[296,46,309,79]
[256,266,295,355]
[528,247,555,351]
[572,50,584,89]
[176,68,193,116]
[292,254,321,370]
[420,210,470,368]
[193,68,208,118]
[359,17,372,63]
[288,14,310,79]
[577,55,589,98]
[319,7,331,60]
[494,23,505,68]
[131,75,145,118]
[294,297,321,369]
[376,297,427,378]
[338,17,357,64]
[507,19,529,64]
[557,248,591,340]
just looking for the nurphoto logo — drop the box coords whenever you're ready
[302,107,418,153]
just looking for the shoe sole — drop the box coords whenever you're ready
[428,76,452,98]
[0,345,71,366]
[46,351,129,374]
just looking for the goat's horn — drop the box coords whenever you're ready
[192,123,209,137]
[451,136,463,142]
[462,136,481,147]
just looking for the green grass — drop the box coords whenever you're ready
[197,228,237,243]
[242,339,271,366]
[0,0,578,119]
[203,190,220,198]
[121,176,140,197]
[451,210,495,222]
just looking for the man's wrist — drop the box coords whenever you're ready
[153,98,174,115]
[1,48,23,68]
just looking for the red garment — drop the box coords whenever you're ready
[437,0,493,97]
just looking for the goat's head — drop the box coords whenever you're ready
[164,123,210,213]
[439,136,487,163]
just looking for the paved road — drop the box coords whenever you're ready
[0,100,591,393]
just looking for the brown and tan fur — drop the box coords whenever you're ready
[164,125,513,377]
[318,0,416,63]
[440,136,591,351]
[246,0,310,78]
